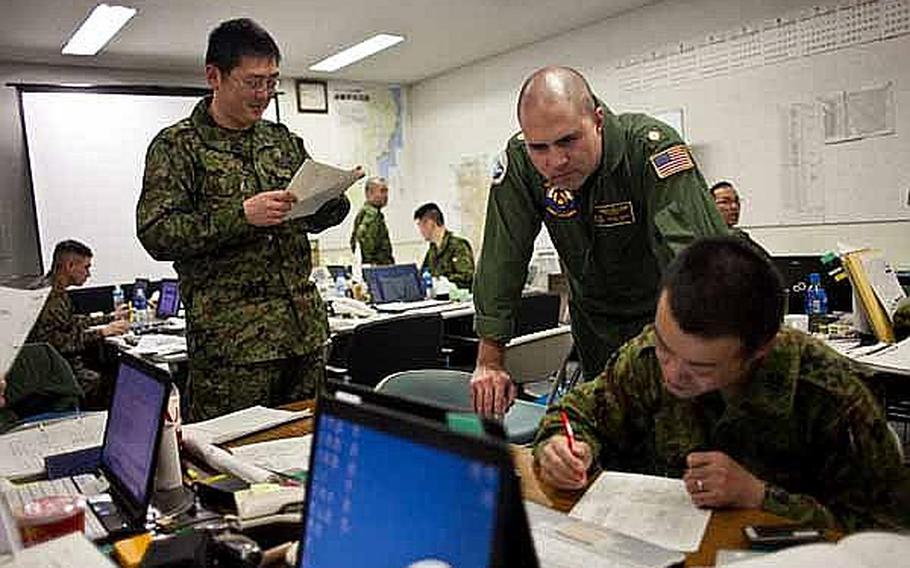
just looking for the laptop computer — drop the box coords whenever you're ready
[155,279,181,319]
[4,353,171,544]
[363,264,426,304]
[295,393,537,568]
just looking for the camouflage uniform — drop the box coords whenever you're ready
[474,101,728,380]
[26,279,112,397]
[535,326,910,531]
[137,97,350,421]
[732,227,771,259]
[351,203,394,265]
[421,230,475,290]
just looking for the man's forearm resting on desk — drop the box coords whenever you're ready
[471,338,516,416]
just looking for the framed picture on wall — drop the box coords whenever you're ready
[295,79,328,113]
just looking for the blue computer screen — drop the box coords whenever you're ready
[101,363,165,506]
[299,413,501,568]
[364,264,424,303]
[156,281,180,318]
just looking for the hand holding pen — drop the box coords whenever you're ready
[536,410,593,490]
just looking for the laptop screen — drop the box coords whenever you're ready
[363,264,424,303]
[156,280,180,318]
[100,360,167,507]
[298,402,502,568]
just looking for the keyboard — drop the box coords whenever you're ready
[5,475,108,540]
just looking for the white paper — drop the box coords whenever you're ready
[182,405,310,444]
[182,433,274,484]
[229,435,312,475]
[856,336,910,373]
[0,412,107,480]
[525,501,683,568]
[234,485,305,520]
[855,252,906,318]
[569,471,711,553]
[286,159,361,219]
[1,532,115,567]
[0,286,51,377]
[731,531,910,568]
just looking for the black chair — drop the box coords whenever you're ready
[327,313,444,388]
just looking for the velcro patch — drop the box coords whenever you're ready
[491,151,508,185]
[650,145,694,179]
[593,201,635,227]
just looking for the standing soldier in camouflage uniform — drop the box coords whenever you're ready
[536,238,910,531]
[27,240,130,403]
[350,177,394,265]
[414,202,475,290]
[137,19,353,420]
[472,66,727,415]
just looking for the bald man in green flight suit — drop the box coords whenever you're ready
[471,66,727,415]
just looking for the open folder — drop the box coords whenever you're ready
[285,159,362,220]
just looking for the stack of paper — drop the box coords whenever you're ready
[182,405,310,444]
[569,471,712,553]
[0,412,107,480]
[731,531,910,568]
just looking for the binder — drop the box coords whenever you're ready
[841,249,901,343]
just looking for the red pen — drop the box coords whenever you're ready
[560,410,576,453]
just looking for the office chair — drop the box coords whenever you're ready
[515,292,561,335]
[326,313,444,388]
[375,369,548,445]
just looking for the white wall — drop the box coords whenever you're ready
[408,0,910,268]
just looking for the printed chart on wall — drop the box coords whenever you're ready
[606,0,910,227]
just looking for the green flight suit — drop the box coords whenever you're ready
[0,343,81,433]
[137,97,349,420]
[535,326,910,532]
[351,203,394,265]
[421,230,475,290]
[27,279,112,397]
[474,103,727,379]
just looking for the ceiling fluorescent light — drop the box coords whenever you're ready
[309,33,404,72]
[62,4,137,56]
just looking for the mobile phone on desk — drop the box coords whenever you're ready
[743,523,825,550]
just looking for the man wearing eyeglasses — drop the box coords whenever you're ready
[710,181,769,256]
[138,19,353,420]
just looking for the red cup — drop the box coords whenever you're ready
[14,495,86,547]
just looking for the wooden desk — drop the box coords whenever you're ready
[511,447,795,567]
[220,402,799,567]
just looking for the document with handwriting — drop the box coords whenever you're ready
[569,471,711,552]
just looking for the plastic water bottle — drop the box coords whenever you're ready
[132,287,148,331]
[112,285,125,310]
[805,273,828,334]
[421,267,433,299]
[334,274,348,298]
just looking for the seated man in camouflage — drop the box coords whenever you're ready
[28,240,129,403]
[414,202,475,291]
[535,237,909,531]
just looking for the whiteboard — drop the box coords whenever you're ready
[20,89,277,286]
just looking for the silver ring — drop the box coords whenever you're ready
[696,479,704,492]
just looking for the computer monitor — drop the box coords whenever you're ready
[100,354,170,522]
[363,264,424,303]
[326,265,352,281]
[296,395,534,568]
[772,255,853,314]
[155,279,180,319]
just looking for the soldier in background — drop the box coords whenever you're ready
[27,240,129,404]
[414,202,475,290]
[535,237,910,531]
[137,19,353,420]
[710,181,771,257]
[351,176,394,265]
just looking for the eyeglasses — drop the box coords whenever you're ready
[231,74,280,93]
[713,197,741,207]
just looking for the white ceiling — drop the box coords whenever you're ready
[0,0,656,84]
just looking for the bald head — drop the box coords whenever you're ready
[517,66,597,125]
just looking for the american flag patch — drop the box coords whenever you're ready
[650,145,694,179]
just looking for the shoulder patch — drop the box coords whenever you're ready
[491,150,508,185]
[649,145,694,179]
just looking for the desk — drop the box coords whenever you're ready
[218,401,797,567]
[328,299,474,334]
